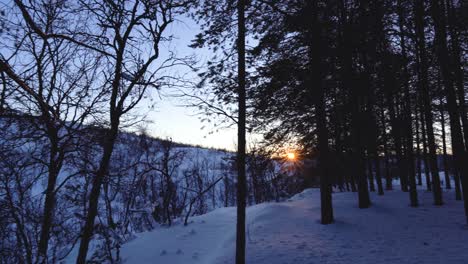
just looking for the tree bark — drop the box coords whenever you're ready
[37,129,64,262]
[397,0,418,206]
[76,126,119,264]
[431,0,468,221]
[439,96,451,189]
[415,103,423,185]
[309,0,334,224]
[446,0,468,152]
[381,108,393,190]
[235,0,247,262]
[415,0,442,205]
[420,100,432,191]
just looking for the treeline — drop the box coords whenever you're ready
[191,0,467,229]
[247,0,468,223]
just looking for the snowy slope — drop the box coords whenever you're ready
[120,187,468,264]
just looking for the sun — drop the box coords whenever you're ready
[286,152,296,160]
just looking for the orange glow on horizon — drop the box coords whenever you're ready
[286,152,296,160]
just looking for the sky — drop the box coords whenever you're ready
[145,98,238,150]
[140,16,240,151]
[0,3,244,151]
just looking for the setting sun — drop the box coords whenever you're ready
[286,152,296,160]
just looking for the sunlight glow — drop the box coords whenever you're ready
[286,152,296,160]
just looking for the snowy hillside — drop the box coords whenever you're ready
[2,116,304,262]
[119,187,468,264]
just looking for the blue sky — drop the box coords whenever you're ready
[141,16,239,151]
[146,98,238,150]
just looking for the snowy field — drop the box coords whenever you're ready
[119,187,468,264]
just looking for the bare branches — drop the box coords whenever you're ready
[182,92,238,125]
[13,0,114,57]
[184,176,223,226]
[0,59,53,119]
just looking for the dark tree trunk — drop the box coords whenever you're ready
[333,87,347,193]
[439,96,451,189]
[454,170,463,201]
[381,108,393,190]
[420,101,432,191]
[76,126,119,264]
[397,0,418,206]
[0,72,6,112]
[415,0,442,205]
[351,74,371,203]
[373,148,384,195]
[415,104,423,185]
[387,89,407,192]
[369,105,384,195]
[309,1,334,224]
[350,44,370,208]
[235,0,247,262]
[338,0,357,194]
[446,0,468,152]
[37,129,63,262]
[431,0,468,221]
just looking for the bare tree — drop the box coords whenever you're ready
[0,1,104,261]
[57,1,194,262]
[1,0,194,262]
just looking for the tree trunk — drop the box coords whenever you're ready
[76,126,119,264]
[454,170,463,201]
[415,0,442,206]
[309,0,334,224]
[439,96,451,189]
[420,101,432,191]
[37,138,63,263]
[397,0,418,206]
[235,0,247,262]
[431,0,468,221]
[373,148,384,195]
[352,68,370,207]
[387,91,407,192]
[446,0,468,152]
[381,108,393,190]
[415,104,423,185]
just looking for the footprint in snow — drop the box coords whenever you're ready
[176,249,183,255]
[192,252,199,260]
[160,250,167,256]
[189,229,196,235]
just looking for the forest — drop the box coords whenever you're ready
[0,0,466,263]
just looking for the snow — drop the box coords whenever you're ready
[120,186,468,264]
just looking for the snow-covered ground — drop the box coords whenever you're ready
[120,187,468,264]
